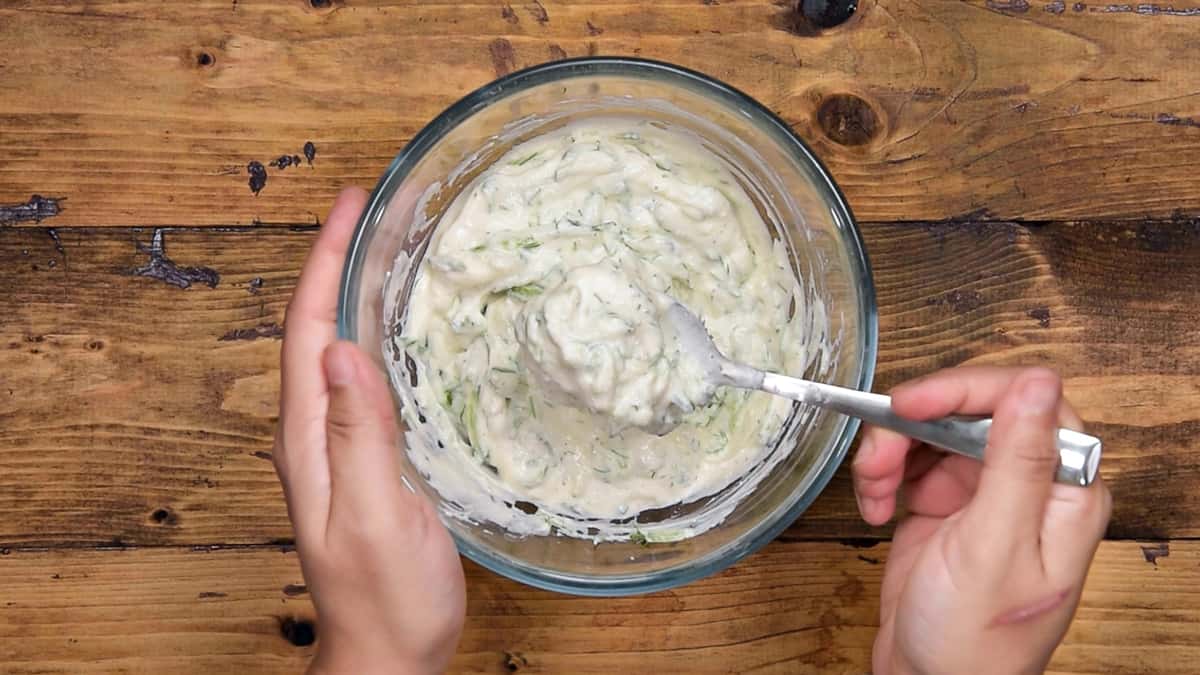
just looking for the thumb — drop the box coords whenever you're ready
[323,341,404,509]
[964,368,1063,547]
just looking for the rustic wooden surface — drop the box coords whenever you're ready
[1,222,1197,546]
[3,0,1200,225]
[0,541,1195,674]
[2,0,1200,672]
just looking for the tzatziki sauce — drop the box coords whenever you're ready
[393,118,816,540]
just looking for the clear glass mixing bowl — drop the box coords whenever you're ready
[338,57,877,596]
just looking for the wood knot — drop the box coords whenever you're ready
[799,0,858,28]
[504,652,529,671]
[149,507,178,526]
[816,94,880,146]
[196,52,214,67]
[279,617,317,647]
[85,339,105,351]
[777,0,858,34]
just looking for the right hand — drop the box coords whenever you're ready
[852,367,1112,675]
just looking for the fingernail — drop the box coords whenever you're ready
[1020,377,1059,414]
[325,347,357,387]
[857,495,883,523]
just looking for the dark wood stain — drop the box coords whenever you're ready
[46,228,65,257]
[1107,110,1200,129]
[218,323,283,342]
[926,289,985,313]
[1141,542,1170,565]
[1095,2,1200,15]
[488,38,517,77]
[527,1,549,24]
[834,575,864,601]
[961,84,1032,100]
[246,161,267,195]
[128,229,220,289]
[816,94,880,146]
[0,195,63,226]
[268,155,302,171]
[1028,307,1052,327]
[987,0,1032,12]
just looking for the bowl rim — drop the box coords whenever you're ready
[338,56,878,596]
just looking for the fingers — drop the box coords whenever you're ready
[853,428,913,525]
[854,438,981,524]
[323,341,406,519]
[1036,392,1109,577]
[276,188,369,513]
[963,368,1064,547]
[903,454,980,518]
[857,367,1085,528]
[281,188,369,412]
[890,366,1046,420]
[1042,475,1112,579]
[852,367,1023,527]
[867,366,1108,589]
[286,187,370,332]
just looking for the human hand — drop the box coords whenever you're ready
[852,367,1112,675]
[273,187,466,675]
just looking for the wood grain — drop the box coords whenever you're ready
[3,2,1198,672]
[3,0,1200,226]
[0,540,1195,674]
[1,220,1195,546]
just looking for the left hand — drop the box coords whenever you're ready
[273,187,467,675]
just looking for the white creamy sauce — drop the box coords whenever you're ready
[517,261,715,435]
[392,118,817,540]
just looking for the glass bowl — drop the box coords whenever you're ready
[338,57,877,596]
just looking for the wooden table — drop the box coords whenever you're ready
[2,1,1198,672]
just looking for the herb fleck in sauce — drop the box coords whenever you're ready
[399,119,811,535]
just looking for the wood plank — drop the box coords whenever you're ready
[3,1,1200,226]
[0,227,302,547]
[0,540,1195,674]
[0,220,1196,546]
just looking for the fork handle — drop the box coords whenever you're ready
[758,373,1101,487]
